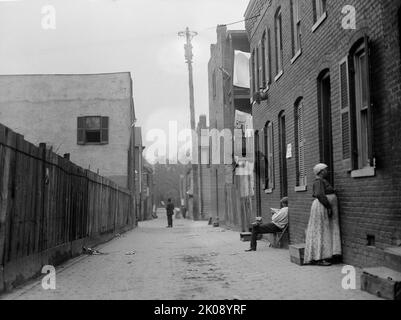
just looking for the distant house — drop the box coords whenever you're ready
[142,159,155,221]
[0,72,136,190]
[207,25,254,231]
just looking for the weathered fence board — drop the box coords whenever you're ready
[0,123,135,291]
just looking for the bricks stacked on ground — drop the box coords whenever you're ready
[244,0,401,268]
[0,123,135,293]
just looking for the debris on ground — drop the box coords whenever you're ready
[82,247,105,255]
[125,251,136,256]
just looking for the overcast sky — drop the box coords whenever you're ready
[0,0,250,159]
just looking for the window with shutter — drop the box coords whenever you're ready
[256,46,260,91]
[258,41,264,89]
[275,8,283,76]
[339,57,352,170]
[295,100,306,187]
[291,0,302,57]
[353,36,373,170]
[340,36,375,177]
[261,32,267,88]
[264,122,274,190]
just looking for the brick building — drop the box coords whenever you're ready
[207,26,255,231]
[0,72,136,190]
[245,0,401,267]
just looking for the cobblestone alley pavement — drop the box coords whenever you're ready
[1,215,380,300]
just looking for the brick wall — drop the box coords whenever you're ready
[245,0,401,267]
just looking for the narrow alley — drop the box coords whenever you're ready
[1,212,379,300]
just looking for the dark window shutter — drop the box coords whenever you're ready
[267,122,274,189]
[77,117,85,145]
[259,128,266,190]
[364,35,374,167]
[101,117,109,144]
[258,40,264,88]
[339,57,352,171]
[297,102,305,185]
[253,46,259,92]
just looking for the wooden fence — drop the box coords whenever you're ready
[0,123,135,291]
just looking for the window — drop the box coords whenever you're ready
[255,46,260,90]
[267,29,272,86]
[313,0,327,22]
[264,121,274,190]
[212,70,217,98]
[275,7,283,77]
[291,0,302,57]
[339,36,374,176]
[354,43,370,169]
[295,99,306,187]
[261,32,267,88]
[77,116,109,145]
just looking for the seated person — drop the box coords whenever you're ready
[245,197,288,252]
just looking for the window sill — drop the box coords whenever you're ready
[295,186,308,192]
[351,167,376,178]
[312,12,327,33]
[291,50,302,64]
[262,85,270,94]
[78,142,108,146]
[264,189,273,194]
[274,71,284,82]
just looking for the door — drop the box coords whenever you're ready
[319,71,334,185]
[278,112,288,198]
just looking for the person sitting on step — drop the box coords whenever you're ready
[245,197,289,252]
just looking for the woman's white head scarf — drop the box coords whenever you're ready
[313,163,328,177]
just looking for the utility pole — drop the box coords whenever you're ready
[178,27,200,221]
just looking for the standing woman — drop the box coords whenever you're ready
[304,164,342,266]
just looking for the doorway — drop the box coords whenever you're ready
[318,70,334,185]
[278,112,288,198]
